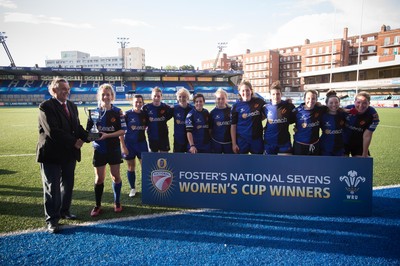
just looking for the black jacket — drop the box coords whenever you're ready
[36,98,88,163]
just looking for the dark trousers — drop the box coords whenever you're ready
[40,160,76,225]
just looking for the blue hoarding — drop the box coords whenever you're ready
[142,153,373,216]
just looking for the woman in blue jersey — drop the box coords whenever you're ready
[320,90,346,156]
[120,95,148,198]
[231,80,266,154]
[292,90,324,155]
[210,88,233,153]
[87,84,127,217]
[186,93,211,153]
[263,81,295,155]
[142,87,173,152]
[344,91,379,157]
[172,88,193,152]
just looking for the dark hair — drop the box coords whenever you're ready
[304,89,318,100]
[133,94,144,101]
[356,91,371,103]
[193,93,205,103]
[325,89,339,104]
[238,80,254,100]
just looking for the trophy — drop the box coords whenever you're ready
[84,107,101,141]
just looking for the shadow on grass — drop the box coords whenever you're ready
[0,169,18,175]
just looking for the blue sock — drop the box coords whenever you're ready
[112,181,122,204]
[127,171,136,189]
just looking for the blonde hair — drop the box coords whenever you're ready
[215,88,228,98]
[176,88,190,99]
[152,86,162,95]
[48,77,69,97]
[96,83,115,102]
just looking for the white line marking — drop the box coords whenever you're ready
[0,209,208,237]
[379,125,400,129]
[0,154,35,157]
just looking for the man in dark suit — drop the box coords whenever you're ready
[36,77,88,233]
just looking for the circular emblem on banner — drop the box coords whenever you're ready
[157,158,167,169]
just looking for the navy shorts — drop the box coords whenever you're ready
[264,141,292,155]
[93,149,123,167]
[149,137,170,152]
[237,137,263,154]
[123,140,148,160]
[293,141,320,156]
[211,139,233,154]
[173,140,188,153]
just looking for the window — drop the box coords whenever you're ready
[384,37,390,46]
[383,49,389,55]
[368,46,376,53]
[367,36,375,41]
[394,36,400,44]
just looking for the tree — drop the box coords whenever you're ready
[180,65,195,70]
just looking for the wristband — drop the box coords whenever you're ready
[190,145,195,147]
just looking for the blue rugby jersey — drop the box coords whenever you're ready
[185,108,211,149]
[142,102,173,142]
[89,105,127,154]
[173,103,193,145]
[231,97,266,140]
[343,105,380,146]
[210,106,232,143]
[263,100,295,145]
[293,104,324,144]
[320,111,346,155]
[124,109,148,143]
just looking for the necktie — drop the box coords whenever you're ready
[62,103,70,118]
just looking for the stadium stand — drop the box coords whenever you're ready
[0,67,242,106]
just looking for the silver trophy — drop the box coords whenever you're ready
[84,107,101,141]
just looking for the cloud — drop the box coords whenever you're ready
[112,18,152,27]
[0,0,17,9]
[262,0,400,50]
[226,33,254,55]
[183,24,232,32]
[4,12,93,29]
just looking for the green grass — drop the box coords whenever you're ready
[0,106,399,233]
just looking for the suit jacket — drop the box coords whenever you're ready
[36,98,88,164]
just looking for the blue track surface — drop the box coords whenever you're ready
[1,187,399,265]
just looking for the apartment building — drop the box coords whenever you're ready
[201,24,400,94]
[45,47,145,69]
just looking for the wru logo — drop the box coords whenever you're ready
[339,170,366,194]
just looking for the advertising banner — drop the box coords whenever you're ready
[142,153,372,216]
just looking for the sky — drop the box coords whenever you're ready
[0,0,399,69]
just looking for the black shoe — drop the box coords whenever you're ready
[61,212,77,220]
[47,223,60,234]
